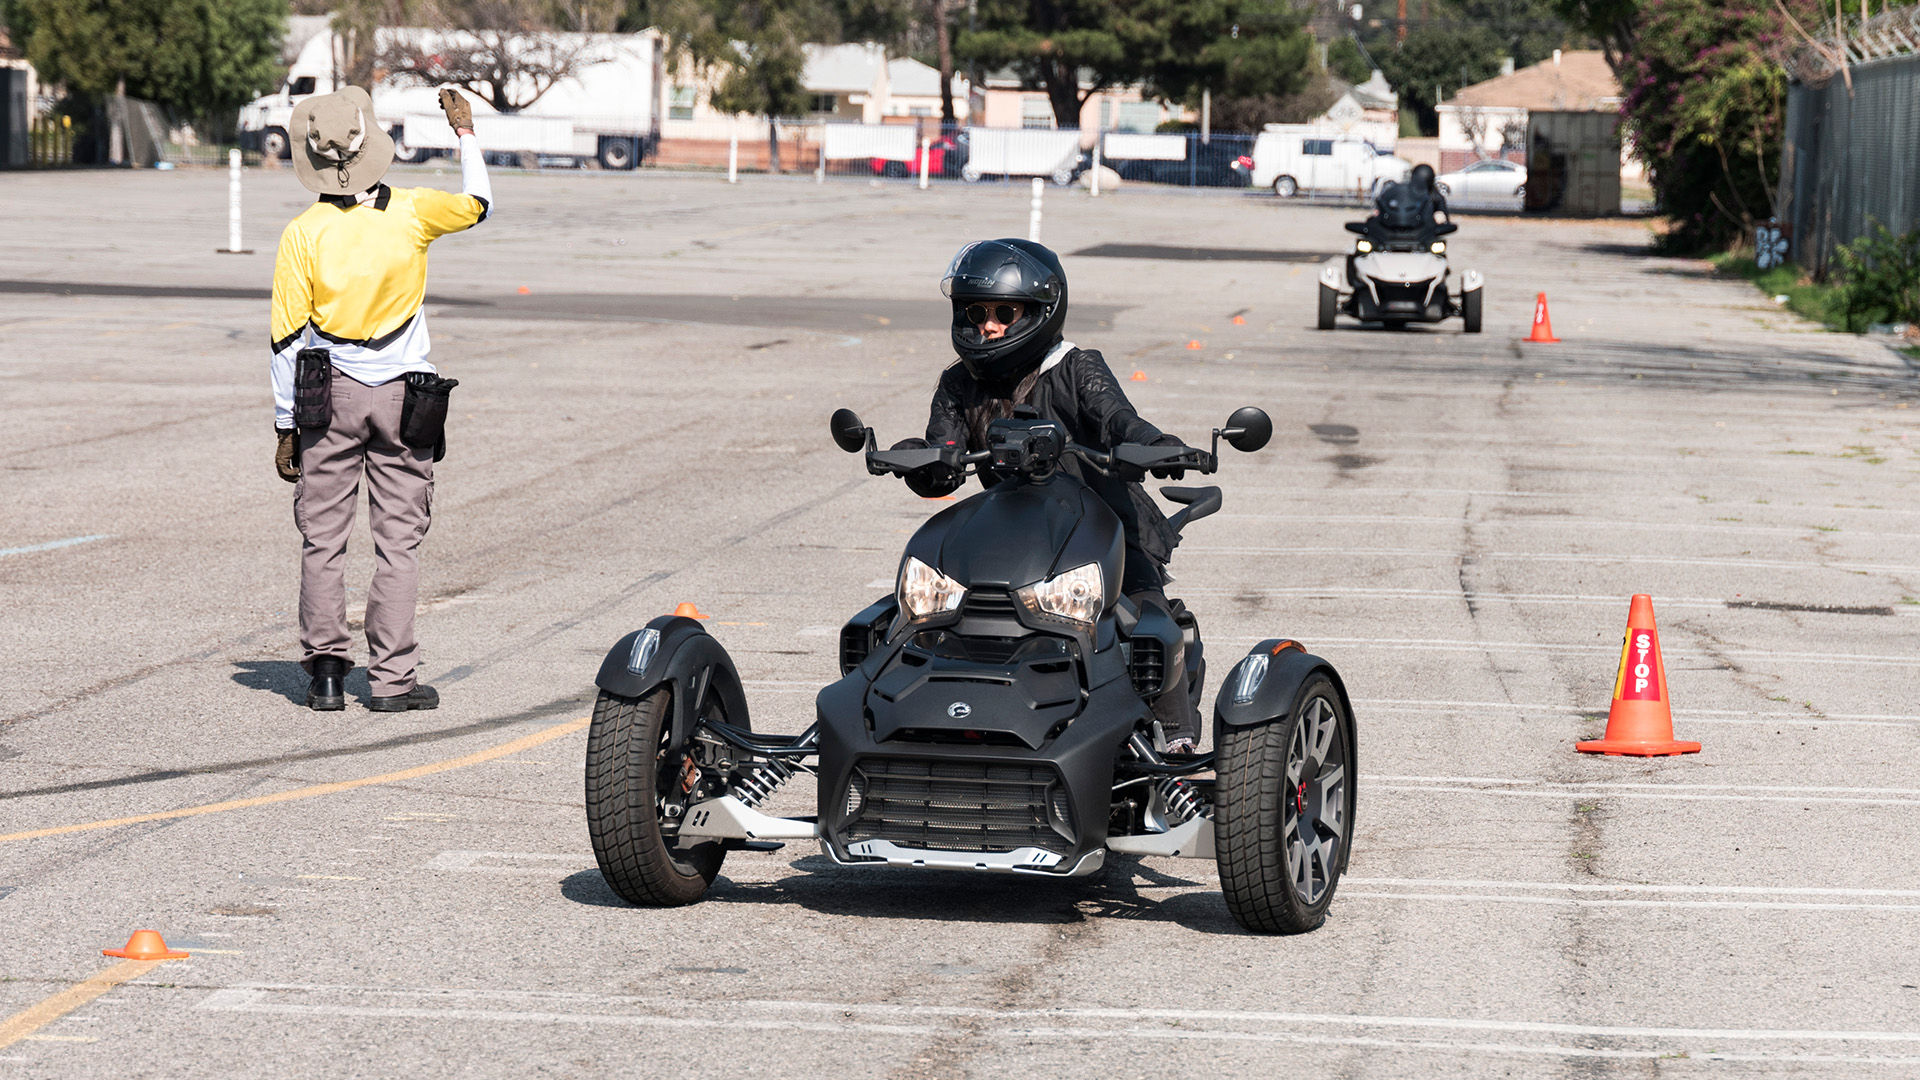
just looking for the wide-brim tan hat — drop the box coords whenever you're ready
[292,86,395,196]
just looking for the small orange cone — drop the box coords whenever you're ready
[1527,292,1560,342]
[103,930,189,961]
[1185,340,1202,350]
[1577,595,1700,756]
[1129,370,1148,382]
[671,602,710,620]
[517,285,531,295]
[1231,315,1246,325]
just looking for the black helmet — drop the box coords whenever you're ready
[942,238,1068,385]
[1410,163,1436,190]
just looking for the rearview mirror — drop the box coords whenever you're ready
[1221,406,1272,453]
[829,408,870,454]
[1343,221,1369,235]
[1434,221,1459,236]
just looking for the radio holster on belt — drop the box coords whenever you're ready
[294,348,334,431]
[400,371,459,462]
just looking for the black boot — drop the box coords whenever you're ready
[306,657,347,711]
[369,684,439,712]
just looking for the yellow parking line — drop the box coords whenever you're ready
[0,959,155,1050]
[0,718,589,846]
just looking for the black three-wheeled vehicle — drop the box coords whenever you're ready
[585,406,1356,933]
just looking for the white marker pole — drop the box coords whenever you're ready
[219,148,251,254]
[1028,176,1043,243]
[1090,138,1101,198]
[919,137,930,189]
[727,130,739,184]
[816,136,825,184]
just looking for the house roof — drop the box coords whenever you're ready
[802,42,887,93]
[886,56,964,98]
[1438,50,1619,112]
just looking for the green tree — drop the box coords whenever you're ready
[1371,22,1506,133]
[5,0,286,116]
[1547,0,1637,68]
[1326,35,1370,83]
[956,0,1316,129]
[653,0,840,170]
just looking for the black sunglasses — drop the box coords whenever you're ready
[965,303,1022,326]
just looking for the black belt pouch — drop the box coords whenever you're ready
[293,348,333,431]
[400,371,460,462]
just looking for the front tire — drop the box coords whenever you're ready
[261,126,291,161]
[1317,283,1339,330]
[598,137,638,170]
[1215,675,1352,933]
[390,126,426,164]
[1463,288,1483,333]
[1272,175,1298,198]
[585,687,725,906]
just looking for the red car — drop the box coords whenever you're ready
[870,135,960,179]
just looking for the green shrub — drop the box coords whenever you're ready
[1833,223,1920,331]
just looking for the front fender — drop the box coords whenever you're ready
[595,615,750,747]
[1319,259,1346,290]
[1214,643,1357,872]
[1461,269,1485,292]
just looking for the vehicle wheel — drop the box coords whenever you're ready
[598,137,638,170]
[1514,183,1525,200]
[1435,180,1450,197]
[1215,674,1352,934]
[961,164,982,183]
[1463,288,1483,333]
[1317,283,1338,330]
[883,160,908,179]
[390,126,426,164]
[261,127,291,161]
[585,686,726,906]
[1272,175,1298,198]
[1051,164,1075,186]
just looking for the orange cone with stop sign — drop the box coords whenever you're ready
[1577,595,1701,756]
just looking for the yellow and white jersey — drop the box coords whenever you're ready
[269,134,491,427]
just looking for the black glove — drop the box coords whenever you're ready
[892,438,962,498]
[1148,434,1190,480]
[275,428,300,483]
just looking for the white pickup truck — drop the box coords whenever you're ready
[237,28,665,170]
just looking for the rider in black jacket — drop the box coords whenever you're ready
[899,239,1201,748]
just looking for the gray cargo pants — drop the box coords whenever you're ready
[295,370,434,696]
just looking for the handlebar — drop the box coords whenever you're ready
[865,440,1215,480]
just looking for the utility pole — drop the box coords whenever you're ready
[1397,0,1407,42]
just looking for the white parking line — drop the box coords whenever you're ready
[1358,698,1920,728]
[1371,778,1920,808]
[1187,546,1920,575]
[1174,585,1920,615]
[195,984,1920,1065]
[1209,513,1908,539]
[1345,877,1920,899]
[0,534,109,558]
[1216,637,1920,669]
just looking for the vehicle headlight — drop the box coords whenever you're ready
[1355,239,1373,253]
[1430,241,1447,254]
[898,556,965,621]
[1016,563,1103,627]
[1228,653,1269,704]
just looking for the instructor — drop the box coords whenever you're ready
[270,86,491,712]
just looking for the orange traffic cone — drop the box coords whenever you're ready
[1129,370,1148,382]
[1527,292,1560,342]
[1231,315,1246,325]
[103,930,189,961]
[671,602,710,620]
[1185,340,1203,350]
[1576,595,1701,756]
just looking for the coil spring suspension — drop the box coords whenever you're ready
[1157,776,1211,823]
[730,757,799,809]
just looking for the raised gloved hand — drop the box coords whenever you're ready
[275,428,300,483]
[1147,434,1191,480]
[439,88,473,133]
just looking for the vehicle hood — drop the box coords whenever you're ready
[1354,250,1447,283]
[901,475,1123,595]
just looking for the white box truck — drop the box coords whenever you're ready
[1251,125,1411,199]
[237,28,664,170]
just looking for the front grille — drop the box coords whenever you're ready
[1129,637,1165,695]
[962,589,1019,619]
[843,757,1071,855]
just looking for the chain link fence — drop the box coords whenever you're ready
[1780,44,1920,274]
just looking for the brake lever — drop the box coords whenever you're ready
[1068,443,1113,475]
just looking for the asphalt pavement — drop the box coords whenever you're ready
[2,165,1918,1078]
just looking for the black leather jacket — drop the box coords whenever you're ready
[914,346,1181,565]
